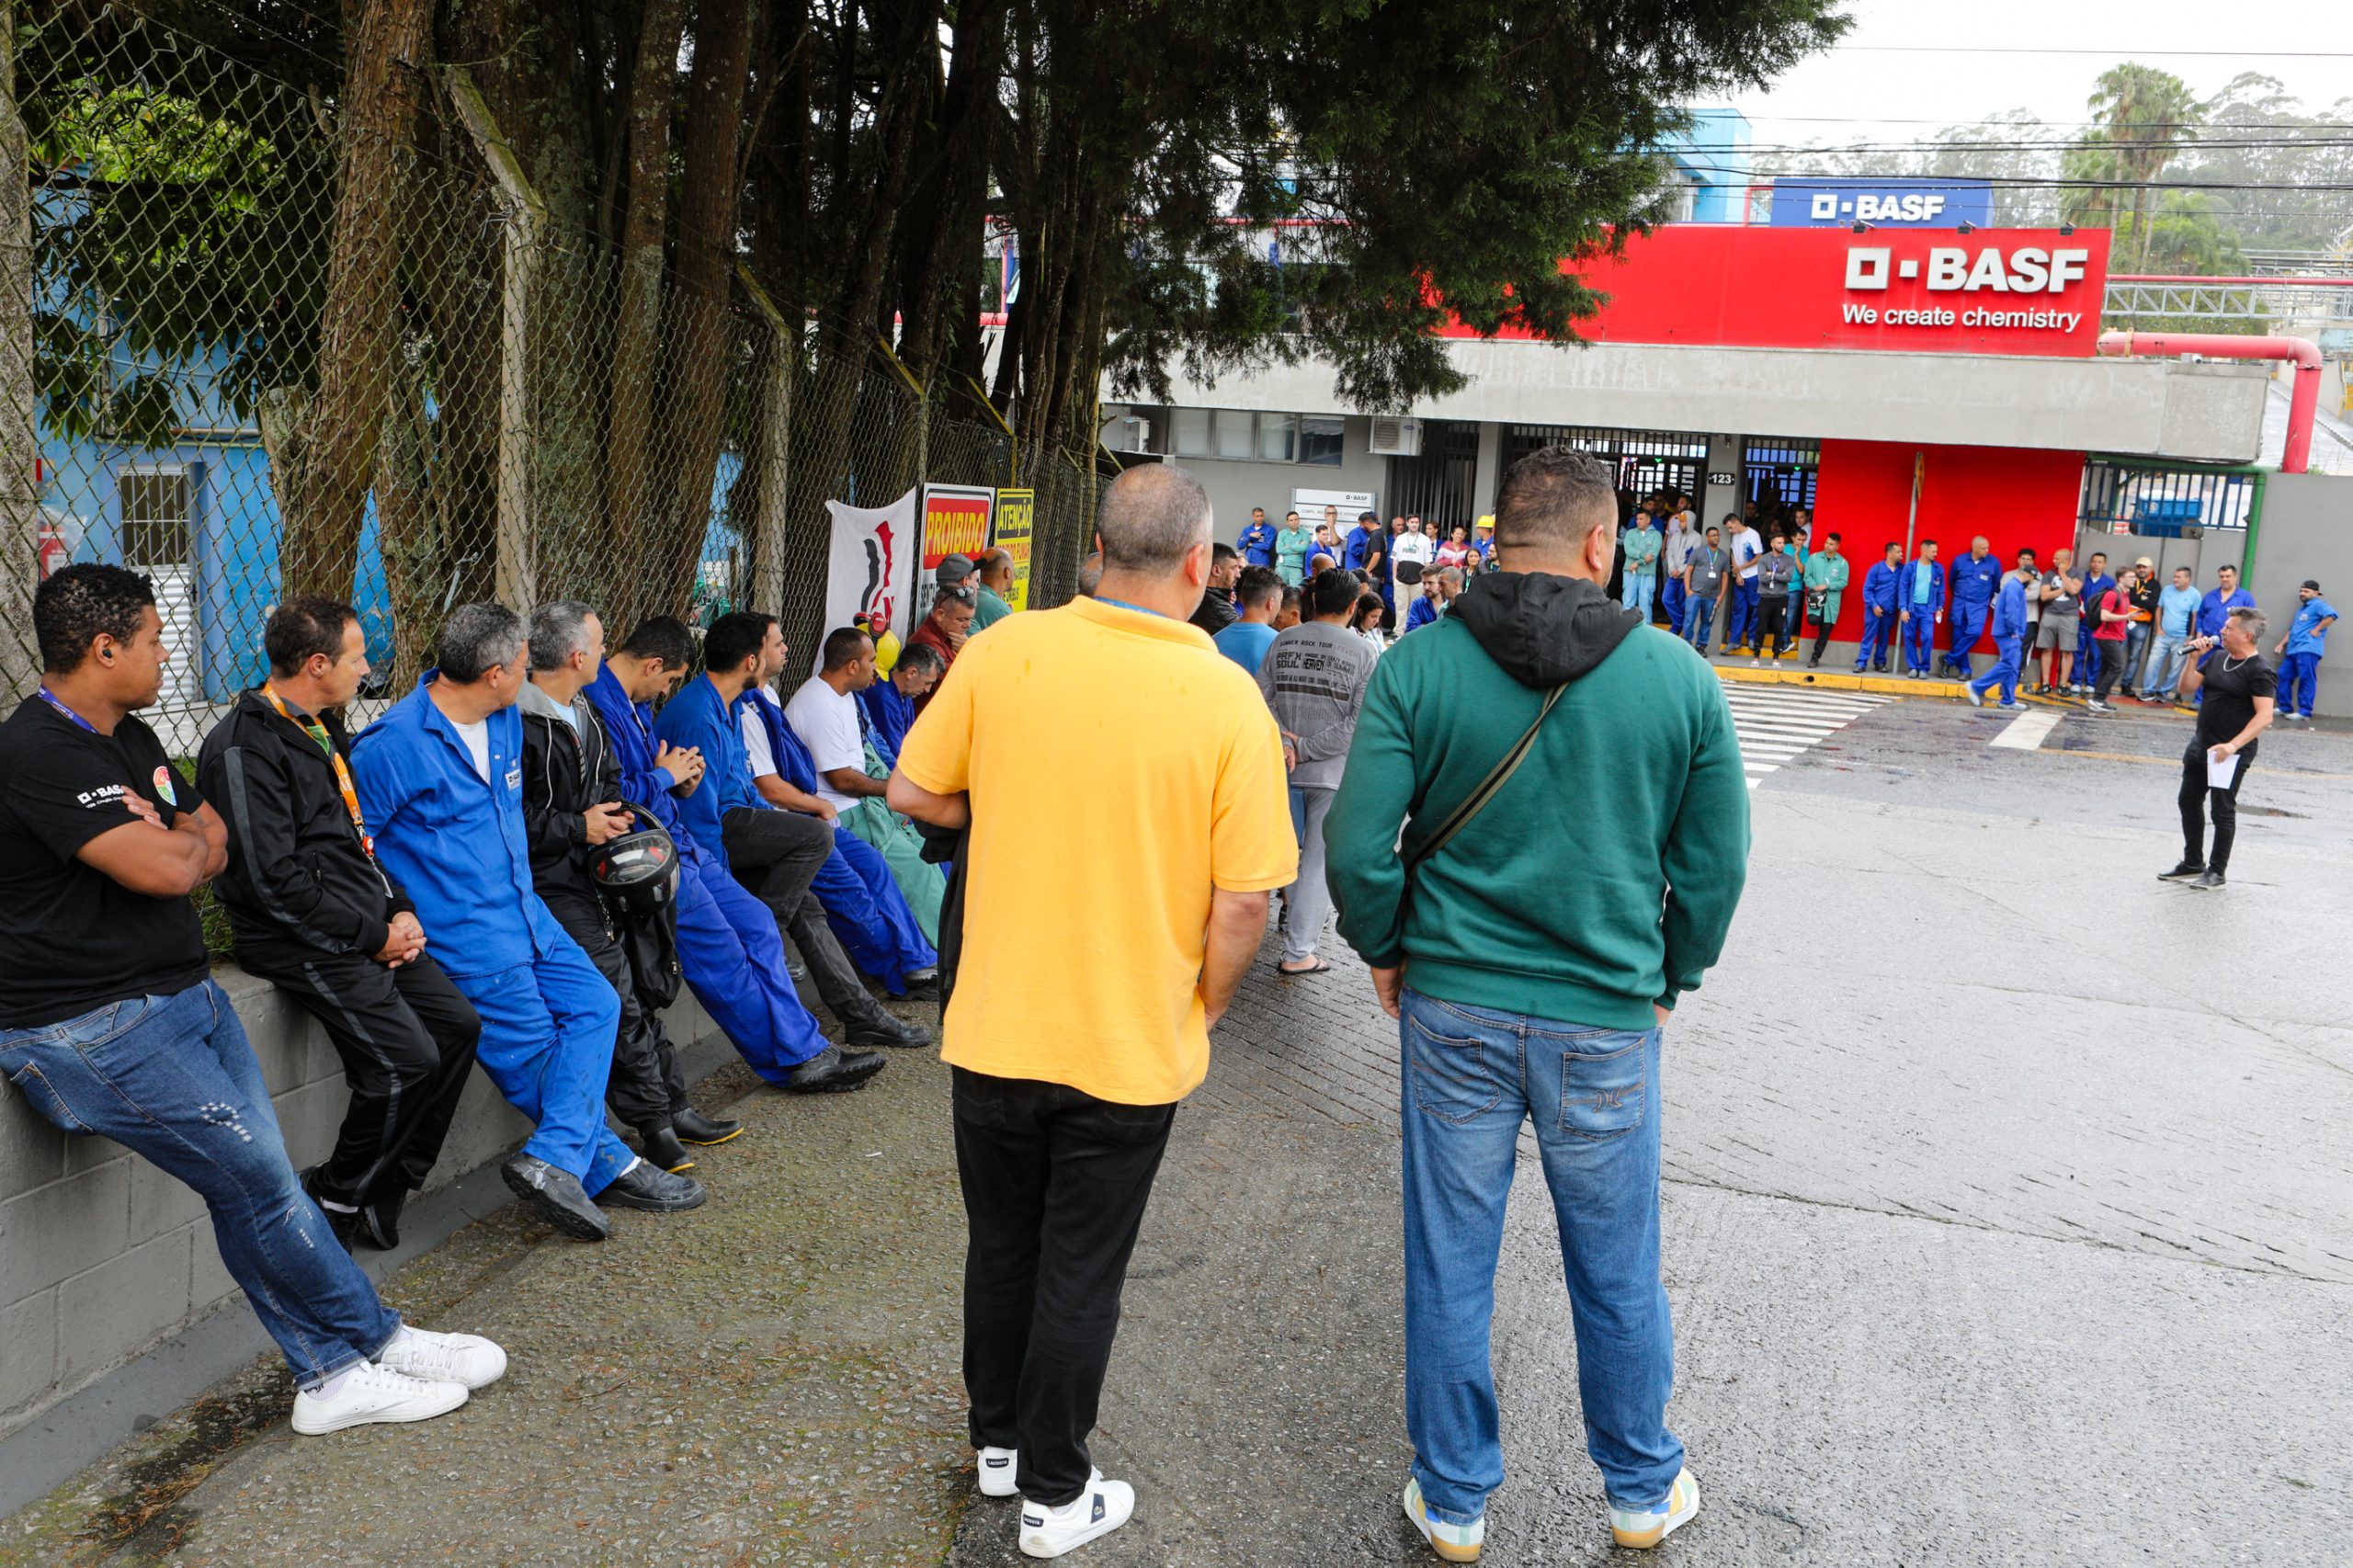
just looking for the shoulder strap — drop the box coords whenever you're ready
[1403,683,1567,880]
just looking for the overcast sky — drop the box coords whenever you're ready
[1725,0,2351,153]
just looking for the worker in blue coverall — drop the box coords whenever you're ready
[1899,540,1945,677]
[855,642,945,768]
[2075,552,2116,696]
[1236,506,1277,570]
[583,618,880,1094]
[2272,581,2337,722]
[1856,542,1903,673]
[657,612,939,1007]
[353,605,701,1241]
[1965,570,2030,709]
[1942,536,2004,680]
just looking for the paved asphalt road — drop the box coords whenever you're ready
[10,685,2349,1566]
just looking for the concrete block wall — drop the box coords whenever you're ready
[0,964,721,1442]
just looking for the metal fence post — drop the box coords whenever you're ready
[445,68,545,609]
[0,0,40,700]
[738,264,792,618]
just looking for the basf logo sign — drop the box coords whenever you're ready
[1768,177,1994,231]
[1449,225,2111,358]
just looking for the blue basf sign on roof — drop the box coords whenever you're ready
[1768,177,1993,230]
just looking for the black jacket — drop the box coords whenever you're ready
[517,679,621,902]
[198,689,411,960]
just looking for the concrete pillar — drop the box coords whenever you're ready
[1471,420,1502,517]
[1702,433,1744,530]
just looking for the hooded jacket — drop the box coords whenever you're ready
[1324,572,1750,1028]
[198,688,412,961]
[517,678,623,900]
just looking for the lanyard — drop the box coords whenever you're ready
[36,687,100,735]
[261,686,377,861]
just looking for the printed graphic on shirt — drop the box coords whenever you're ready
[152,765,177,807]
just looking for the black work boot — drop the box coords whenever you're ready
[672,1107,744,1146]
[599,1161,708,1212]
[637,1122,698,1174]
[783,1045,886,1095]
[358,1184,409,1251]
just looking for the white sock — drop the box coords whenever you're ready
[310,1368,354,1400]
[619,1156,643,1178]
[317,1196,359,1214]
[384,1324,416,1355]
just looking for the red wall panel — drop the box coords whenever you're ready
[1806,440,2086,648]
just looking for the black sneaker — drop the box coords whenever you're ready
[358,1185,409,1251]
[599,1160,708,1212]
[2157,860,2207,881]
[2188,869,2227,891]
[301,1168,361,1252]
[846,1011,933,1050]
[783,1045,887,1095]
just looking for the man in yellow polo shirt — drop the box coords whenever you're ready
[890,463,1295,1559]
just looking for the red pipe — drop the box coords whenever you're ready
[2095,330,2323,473]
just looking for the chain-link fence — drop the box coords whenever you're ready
[2,5,1101,756]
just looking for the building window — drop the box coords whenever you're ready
[119,469,191,566]
[1256,413,1297,462]
[1170,407,1211,458]
[1300,415,1345,466]
[1214,409,1256,460]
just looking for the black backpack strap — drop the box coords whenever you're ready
[1402,683,1567,881]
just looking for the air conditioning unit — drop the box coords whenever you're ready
[1369,415,1423,457]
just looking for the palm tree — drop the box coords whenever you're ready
[2064,64,2205,269]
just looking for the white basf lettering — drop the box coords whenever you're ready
[1925,248,1970,290]
[1965,249,2011,291]
[2047,248,2089,292]
[1845,246,1893,290]
[1812,191,1839,220]
[2007,247,2050,292]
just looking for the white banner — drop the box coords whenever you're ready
[821,485,920,673]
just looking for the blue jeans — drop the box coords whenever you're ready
[1620,571,1655,619]
[1398,989,1681,1522]
[1684,595,1719,654]
[2122,623,2151,693]
[2143,631,2190,699]
[0,981,402,1387]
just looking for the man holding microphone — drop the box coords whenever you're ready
[2161,607,2276,892]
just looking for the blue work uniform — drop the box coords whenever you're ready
[858,679,916,767]
[2278,597,2336,719]
[2198,586,2256,638]
[351,678,631,1193]
[581,666,829,1080]
[1943,551,2005,677]
[1969,576,2030,707]
[2075,572,2116,686]
[1343,524,1383,574]
[1901,558,1946,673]
[1236,519,1277,570]
[1856,562,1901,671]
[1404,594,1441,633]
[658,675,937,994]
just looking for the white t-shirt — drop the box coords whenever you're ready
[1732,527,1765,581]
[451,716,492,783]
[1392,532,1434,568]
[781,677,867,811]
[740,691,782,780]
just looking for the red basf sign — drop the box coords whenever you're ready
[1445,225,2111,359]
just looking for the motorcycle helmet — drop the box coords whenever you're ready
[588,803,680,912]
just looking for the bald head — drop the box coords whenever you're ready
[1096,464,1212,575]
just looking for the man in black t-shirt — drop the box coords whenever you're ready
[2160,605,2278,891]
[0,565,505,1435]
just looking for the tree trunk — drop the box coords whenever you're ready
[603,0,687,617]
[648,0,755,619]
[0,0,41,699]
[278,0,433,601]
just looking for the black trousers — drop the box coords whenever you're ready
[2180,739,2256,874]
[2092,638,2129,699]
[1757,596,1790,657]
[241,944,480,1208]
[540,885,686,1131]
[721,807,896,1033]
[952,1067,1175,1507]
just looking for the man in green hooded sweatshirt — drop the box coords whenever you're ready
[1326,445,1748,1560]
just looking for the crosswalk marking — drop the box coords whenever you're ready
[1990,710,2062,750]
[1720,683,1890,789]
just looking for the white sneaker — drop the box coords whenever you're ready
[375,1325,508,1390]
[1017,1469,1134,1558]
[290,1362,469,1435]
[1610,1467,1700,1550]
[978,1445,1020,1498]
[1404,1475,1484,1562]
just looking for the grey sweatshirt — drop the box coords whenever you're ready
[1257,620,1380,789]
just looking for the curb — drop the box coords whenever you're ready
[1710,660,2200,718]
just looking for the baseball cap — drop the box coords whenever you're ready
[2303,578,2323,591]
[936,553,975,585]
